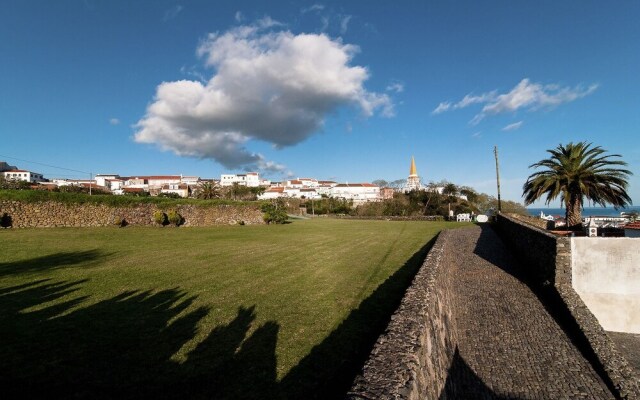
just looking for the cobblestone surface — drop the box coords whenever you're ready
[447,226,614,399]
[608,331,640,375]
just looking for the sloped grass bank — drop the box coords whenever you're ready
[0,219,467,398]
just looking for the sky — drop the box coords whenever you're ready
[1,1,639,206]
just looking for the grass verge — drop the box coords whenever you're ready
[0,218,469,399]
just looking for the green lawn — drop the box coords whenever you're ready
[0,218,465,399]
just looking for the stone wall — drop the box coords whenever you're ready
[496,213,640,400]
[348,230,459,399]
[0,200,264,228]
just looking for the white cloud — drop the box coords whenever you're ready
[471,131,482,138]
[234,11,244,23]
[502,121,523,131]
[135,21,392,170]
[432,102,451,114]
[386,81,404,93]
[109,118,120,125]
[340,15,352,34]
[163,5,183,22]
[302,4,325,13]
[433,78,598,125]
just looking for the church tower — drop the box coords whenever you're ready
[405,156,421,191]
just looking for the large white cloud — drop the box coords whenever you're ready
[135,21,393,171]
[433,78,598,125]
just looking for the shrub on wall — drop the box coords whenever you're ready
[166,210,184,226]
[113,216,127,228]
[153,210,168,226]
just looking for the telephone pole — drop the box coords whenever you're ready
[494,146,502,212]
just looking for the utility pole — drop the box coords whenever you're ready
[494,146,502,212]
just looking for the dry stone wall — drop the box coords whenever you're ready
[496,213,640,400]
[0,200,264,228]
[348,230,459,399]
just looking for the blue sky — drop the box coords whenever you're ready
[1,1,639,205]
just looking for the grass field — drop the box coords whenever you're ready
[0,218,466,399]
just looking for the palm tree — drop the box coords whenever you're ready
[523,142,632,229]
[195,181,221,200]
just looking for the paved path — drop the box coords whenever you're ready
[447,226,614,399]
[608,331,640,375]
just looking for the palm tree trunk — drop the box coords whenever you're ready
[566,195,583,230]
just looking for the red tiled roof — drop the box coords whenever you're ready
[140,176,181,180]
[266,187,285,192]
[289,180,303,184]
[624,222,640,230]
[5,169,30,173]
[335,183,378,187]
[123,187,145,193]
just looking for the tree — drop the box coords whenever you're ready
[372,179,389,188]
[442,183,458,198]
[523,142,632,229]
[195,181,221,200]
[261,199,288,224]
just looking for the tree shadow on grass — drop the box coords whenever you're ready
[0,250,109,277]
[1,235,438,399]
[279,236,438,399]
[0,279,280,400]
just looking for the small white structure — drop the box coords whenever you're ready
[456,213,471,222]
[585,219,598,237]
[2,169,45,183]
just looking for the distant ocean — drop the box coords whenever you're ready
[527,206,640,217]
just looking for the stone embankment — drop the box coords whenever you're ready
[349,224,630,399]
[0,200,263,228]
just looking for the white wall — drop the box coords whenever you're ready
[572,237,640,333]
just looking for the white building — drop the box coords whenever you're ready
[161,183,190,198]
[95,174,120,187]
[259,187,285,200]
[221,172,261,187]
[330,183,380,204]
[3,169,45,183]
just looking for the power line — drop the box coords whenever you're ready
[0,154,89,175]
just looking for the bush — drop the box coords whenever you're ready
[158,192,181,199]
[166,210,184,226]
[113,216,127,227]
[261,200,288,224]
[153,210,168,226]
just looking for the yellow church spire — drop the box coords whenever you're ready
[409,156,417,176]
